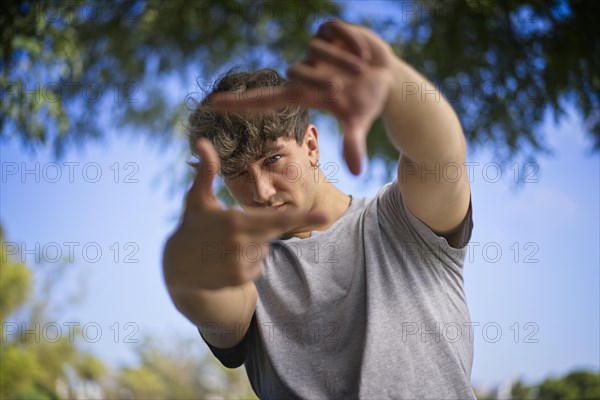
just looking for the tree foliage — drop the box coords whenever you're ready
[0,227,31,327]
[0,226,255,398]
[507,370,600,400]
[112,338,256,399]
[473,370,600,399]
[1,0,340,156]
[536,370,600,400]
[2,0,598,168]
[401,0,599,158]
[0,229,107,399]
[363,0,600,170]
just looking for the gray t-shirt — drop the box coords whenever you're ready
[201,180,475,399]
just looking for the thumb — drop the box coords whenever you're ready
[341,121,368,175]
[187,138,221,210]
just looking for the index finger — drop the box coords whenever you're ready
[210,78,340,113]
[316,20,372,62]
[209,86,300,112]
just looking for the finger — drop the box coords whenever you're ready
[211,82,325,113]
[306,38,366,75]
[285,65,342,110]
[186,138,221,210]
[316,20,372,62]
[286,63,339,91]
[242,210,328,240]
[210,87,291,112]
[341,122,368,175]
[285,65,352,113]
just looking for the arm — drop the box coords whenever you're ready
[382,60,471,237]
[211,21,471,240]
[166,280,256,349]
[161,139,257,349]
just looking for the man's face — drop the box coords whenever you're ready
[222,126,319,214]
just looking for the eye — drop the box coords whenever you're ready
[265,155,282,165]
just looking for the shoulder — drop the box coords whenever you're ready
[374,180,474,250]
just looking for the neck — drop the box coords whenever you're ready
[284,178,350,239]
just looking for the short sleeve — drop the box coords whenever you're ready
[198,312,256,369]
[376,179,474,268]
[440,200,473,249]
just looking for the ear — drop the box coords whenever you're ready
[303,124,319,162]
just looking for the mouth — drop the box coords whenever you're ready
[270,203,287,212]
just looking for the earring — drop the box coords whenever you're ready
[310,160,320,170]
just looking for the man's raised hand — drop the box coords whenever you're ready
[210,20,398,175]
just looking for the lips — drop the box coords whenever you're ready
[270,203,286,212]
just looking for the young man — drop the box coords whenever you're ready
[163,21,475,398]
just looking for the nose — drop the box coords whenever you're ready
[249,168,276,204]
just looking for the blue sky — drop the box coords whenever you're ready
[1,0,599,392]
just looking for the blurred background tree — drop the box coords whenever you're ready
[372,0,600,165]
[1,0,598,168]
[535,370,600,399]
[471,370,600,399]
[0,225,256,399]
[1,0,340,156]
[111,338,256,399]
[506,370,600,400]
[0,226,107,399]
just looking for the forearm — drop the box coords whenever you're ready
[169,281,257,348]
[382,59,466,164]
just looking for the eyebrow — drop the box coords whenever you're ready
[258,144,285,158]
[223,144,286,177]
